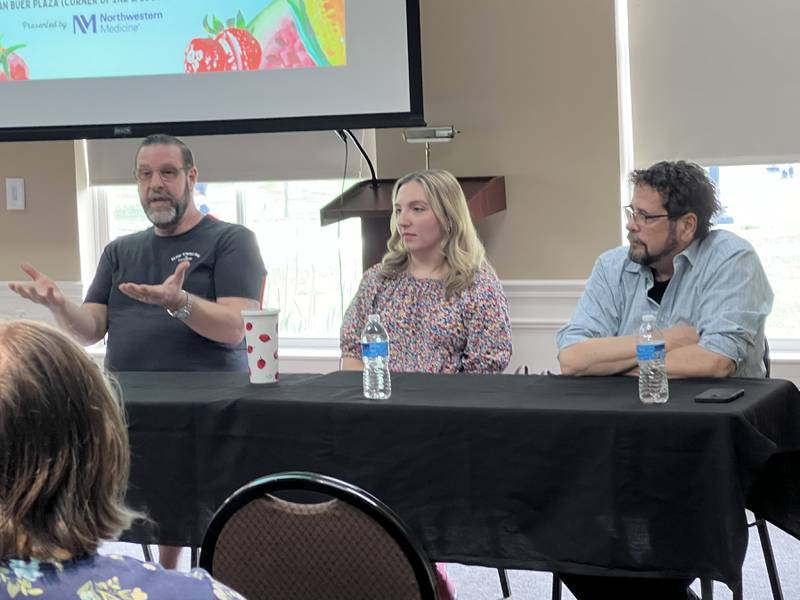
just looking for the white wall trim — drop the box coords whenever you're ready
[509,318,568,331]
[5,279,798,385]
[500,280,581,374]
[502,279,585,299]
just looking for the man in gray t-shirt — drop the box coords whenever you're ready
[11,133,265,371]
[9,133,266,568]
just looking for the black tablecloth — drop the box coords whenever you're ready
[119,371,800,584]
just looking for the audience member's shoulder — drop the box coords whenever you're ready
[97,554,245,599]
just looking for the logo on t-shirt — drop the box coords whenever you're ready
[170,251,200,263]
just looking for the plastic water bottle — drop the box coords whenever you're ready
[637,313,668,404]
[361,314,391,399]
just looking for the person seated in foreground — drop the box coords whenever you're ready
[555,161,774,600]
[0,320,247,599]
[340,169,513,599]
[341,168,512,374]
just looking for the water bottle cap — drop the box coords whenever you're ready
[642,314,656,322]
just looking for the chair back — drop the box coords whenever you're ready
[200,472,437,600]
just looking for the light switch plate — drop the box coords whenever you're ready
[6,178,25,210]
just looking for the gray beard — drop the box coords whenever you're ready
[144,189,189,231]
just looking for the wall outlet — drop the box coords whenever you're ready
[6,178,25,210]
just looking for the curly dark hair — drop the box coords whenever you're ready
[629,161,721,239]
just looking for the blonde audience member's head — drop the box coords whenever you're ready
[0,320,137,560]
[382,169,489,297]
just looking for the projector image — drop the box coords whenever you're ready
[403,126,457,143]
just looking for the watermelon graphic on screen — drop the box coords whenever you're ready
[183,1,346,75]
[249,0,346,70]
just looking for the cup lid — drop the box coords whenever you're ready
[241,308,280,316]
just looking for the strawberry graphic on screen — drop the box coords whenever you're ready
[184,11,261,74]
[0,36,29,82]
[216,27,262,71]
[183,38,230,73]
[184,38,228,73]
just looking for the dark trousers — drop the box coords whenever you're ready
[559,573,696,600]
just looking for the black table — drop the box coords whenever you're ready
[119,371,800,585]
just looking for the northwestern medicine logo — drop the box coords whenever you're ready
[73,14,97,34]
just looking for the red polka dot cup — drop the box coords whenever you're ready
[242,309,280,384]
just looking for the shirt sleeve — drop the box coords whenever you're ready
[84,245,113,305]
[459,267,513,373]
[694,245,773,368]
[555,253,622,350]
[214,226,267,301]
[340,268,379,359]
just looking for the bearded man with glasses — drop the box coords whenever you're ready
[555,160,774,600]
[9,133,266,570]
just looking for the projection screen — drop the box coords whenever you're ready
[0,0,424,140]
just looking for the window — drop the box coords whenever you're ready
[710,164,800,345]
[89,180,363,343]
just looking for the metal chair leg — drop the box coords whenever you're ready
[551,572,562,600]
[140,544,153,562]
[731,580,743,600]
[700,577,714,599]
[756,519,784,600]
[496,568,511,598]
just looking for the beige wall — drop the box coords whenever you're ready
[0,141,80,281]
[0,1,622,282]
[376,0,622,279]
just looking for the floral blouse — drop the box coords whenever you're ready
[341,264,512,373]
[0,554,247,599]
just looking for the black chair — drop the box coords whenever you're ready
[199,471,437,600]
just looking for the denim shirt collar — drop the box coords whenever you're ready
[623,235,704,277]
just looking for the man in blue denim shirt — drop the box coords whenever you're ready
[557,160,773,380]
[556,161,773,600]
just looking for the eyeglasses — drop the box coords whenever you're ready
[134,166,185,183]
[623,204,671,226]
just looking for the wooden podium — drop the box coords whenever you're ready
[320,176,506,269]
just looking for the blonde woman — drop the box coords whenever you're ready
[0,320,246,599]
[341,169,512,374]
[340,169,512,597]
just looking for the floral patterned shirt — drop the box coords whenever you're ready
[0,554,247,599]
[341,264,512,373]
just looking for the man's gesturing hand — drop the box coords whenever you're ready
[8,263,66,309]
[118,260,191,311]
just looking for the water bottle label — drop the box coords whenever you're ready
[637,342,665,361]
[362,341,389,358]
